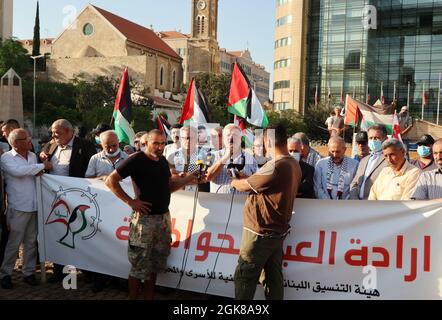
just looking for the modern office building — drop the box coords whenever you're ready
[275,0,442,121]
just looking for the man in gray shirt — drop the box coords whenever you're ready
[411,139,442,200]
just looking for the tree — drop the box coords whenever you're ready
[32,1,40,57]
[303,102,334,143]
[267,109,307,136]
[0,39,31,77]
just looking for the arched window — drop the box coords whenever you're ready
[172,70,176,89]
[160,66,164,86]
[201,16,205,34]
[197,16,201,34]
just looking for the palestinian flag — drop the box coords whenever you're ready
[234,115,254,148]
[392,110,403,142]
[346,96,394,134]
[228,63,268,128]
[113,67,136,145]
[179,78,210,125]
[156,115,171,138]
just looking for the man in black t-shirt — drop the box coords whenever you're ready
[106,129,197,300]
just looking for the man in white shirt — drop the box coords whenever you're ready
[163,124,181,160]
[0,129,52,289]
[206,124,258,194]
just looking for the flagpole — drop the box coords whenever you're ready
[381,81,383,104]
[407,81,410,108]
[393,81,397,103]
[366,83,369,104]
[353,86,355,98]
[422,82,425,121]
[438,72,441,125]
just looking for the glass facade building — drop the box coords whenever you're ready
[306,0,442,121]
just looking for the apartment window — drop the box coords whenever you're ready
[274,59,290,69]
[275,102,290,110]
[172,70,177,89]
[274,80,290,89]
[275,37,292,48]
[276,15,292,27]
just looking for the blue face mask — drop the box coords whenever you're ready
[368,139,383,153]
[95,136,100,145]
[417,145,431,158]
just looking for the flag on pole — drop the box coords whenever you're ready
[392,110,403,142]
[393,82,397,103]
[156,115,171,138]
[366,84,371,105]
[344,95,361,127]
[314,84,318,106]
[113,67,136,146]
[381,82,385,104]
[180,78,210,125]
[228,63,268,128]
[234,115,255,147]
[340,84,344,105]
[423,86,427,107]
[328,86,332,101]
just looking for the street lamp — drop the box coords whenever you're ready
[30,54,45,136]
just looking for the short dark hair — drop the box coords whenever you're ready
[265,123,288,147]
[147,129,164,138]
[198,125,206,131]
[4,119,19,129]
[171,124,182,130]
[368,124,388,138]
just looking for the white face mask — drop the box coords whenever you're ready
[290,152,301,162]
[140,146,146,153]
[105,148,121,158]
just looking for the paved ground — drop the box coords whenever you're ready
[0,258,210,300]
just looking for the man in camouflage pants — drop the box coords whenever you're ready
[106,130,198,300]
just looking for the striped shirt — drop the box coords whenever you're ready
[411,168,442,200]
[305,147,322,167]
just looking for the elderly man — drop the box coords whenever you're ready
[411,139,442,200]
[411,134,437,172]
[40,119,96,283]
[106,130,197,300]
[293,132,321,167]
[167,126,201,192]
[369,139,420,200]
[350,125,389,200]
[206,124,257,194]
[163,124,182,160]
[0,129,52,289]
[314,136,358,200]
[287,137,315,199]
[86,130,129,180]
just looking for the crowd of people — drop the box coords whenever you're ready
[0,113,440,300]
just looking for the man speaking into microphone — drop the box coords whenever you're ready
[230,124,301,300]
[206,124,257,194]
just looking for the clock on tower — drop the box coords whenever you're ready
[192,0,218,40]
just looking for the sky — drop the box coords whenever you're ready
[13,0,276,81]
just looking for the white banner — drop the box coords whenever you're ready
[38,175,442,300]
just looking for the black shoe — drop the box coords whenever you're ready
[1,275,12,289]
[47,274,63,284]
[23,275,39,286]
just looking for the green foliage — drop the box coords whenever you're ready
[303,102,334,142]
[267,109,307,136]
[32,2,40,57]
[0,39,31,77]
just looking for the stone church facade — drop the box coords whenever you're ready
[47,4,183,97]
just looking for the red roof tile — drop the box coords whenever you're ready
[158,31,190,39]
[92,5,181,60]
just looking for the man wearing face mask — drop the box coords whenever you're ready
[349,125,389,200]
[398,106,414,149]
[410,134,436,172]
[287,137,315,199]
[86,130,128,180]
[411,139,442,200]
